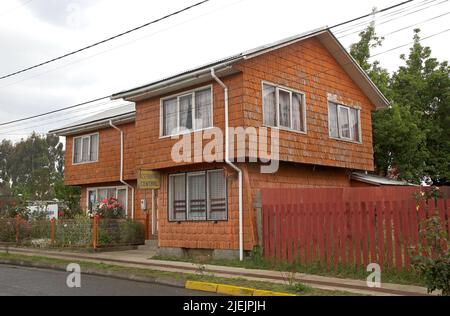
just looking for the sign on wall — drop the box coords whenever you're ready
[138,170,161,190]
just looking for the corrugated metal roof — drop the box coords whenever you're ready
[351,172,416,186]
[49,103,135,135]
[111,27,327,99]
[111,27,389,109]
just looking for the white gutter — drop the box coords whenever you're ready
[211,68,244,262]
[109,120,135,220]
[50,114,135,137]
[111,62,242,101]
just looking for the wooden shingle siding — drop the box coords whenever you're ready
[64,122,136,186]
[235,37,374,171]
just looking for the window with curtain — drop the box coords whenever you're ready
[262,82,306,132]
[73,134,99,164]
[168,170,228,222]
[161,87,212,136]
[195,88,212,130]
[207,170,227,220]
[169,174,186,221]
[87,186,128,214]
[328,101,361,142]
[187,172,207,220]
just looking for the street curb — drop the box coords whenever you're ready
[185,280,296,296]
[0,257,295,296]
[0,258,185,290]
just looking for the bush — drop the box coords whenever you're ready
[55,215,92,248]
[97,219,145,246]
[119,220,145,245]
[411,213,450,296]
[0,219,16,243]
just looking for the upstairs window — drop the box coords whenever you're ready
[328,102,361,142]
[262,82,306,133]
[161,86,212,137]
[168,169,227,222]
[73,133,98,164]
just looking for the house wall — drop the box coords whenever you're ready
[134,74,244,170]
[153,161,351,252]
[236,36,375,171]
[64,122,136,186]
[133,37,375,173]
[80,180,152,237]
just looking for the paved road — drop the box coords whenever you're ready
[0,265,212,296]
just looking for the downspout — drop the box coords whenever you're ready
[211,68,244,261]
[109,120,135,220]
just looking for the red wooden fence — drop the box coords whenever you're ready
[261,187,450,271]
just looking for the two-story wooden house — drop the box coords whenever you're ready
[51,27,389,259]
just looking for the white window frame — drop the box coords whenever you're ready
[86,186,128,217]
[160,85,214,138]
[261,81,307,134]
[328,101,362,144]
[72,133,99,165]
[168,169,228,222]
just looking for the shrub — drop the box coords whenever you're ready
[89,197,125,219]
[55,215,92,247]
[411,213,450,296]
[0,219,16,243]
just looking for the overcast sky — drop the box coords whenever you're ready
[0,0,448,141]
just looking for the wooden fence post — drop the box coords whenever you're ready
[254,190,263,247]
[50,218,56,246]
[15,214,20,244]
[92,215,99,250]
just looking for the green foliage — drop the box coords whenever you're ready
[411,213,450,296]
[372,104,427,182]
[0,133,81,217]
[350,26,450,182]
[55,216,92,248]
[98,219,145,246]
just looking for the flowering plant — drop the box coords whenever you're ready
[88,197,124,219]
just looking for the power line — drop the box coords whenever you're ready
[0,0,246,91]
[0,0,211,80]
[337,0,448,38]
[381,11,449,37]
[0,96,109,127]
[0,102,131,135]
[0,0,436,131]
[333,0,435,34]
[369,28,450,58]
[0,98,124,130]
[329,0,414,29]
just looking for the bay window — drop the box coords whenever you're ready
[168,169,227,222]
[161,86,212,137]
[73,133,98,164]
[328,101,361,142]
[262,82,307,133]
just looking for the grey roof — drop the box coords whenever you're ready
[50,103,135,136]
[351,172,416,186]
[111,27,389,109]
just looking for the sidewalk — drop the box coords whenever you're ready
[0,247,432,296]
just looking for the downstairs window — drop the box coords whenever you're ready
[168,169,227,221]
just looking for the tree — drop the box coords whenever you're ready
[350,26,449,183]
[391,29,450,181]
[0,133,81,216]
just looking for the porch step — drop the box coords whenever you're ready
[138,239,158,251]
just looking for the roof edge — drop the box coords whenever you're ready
[49,112,135,136]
